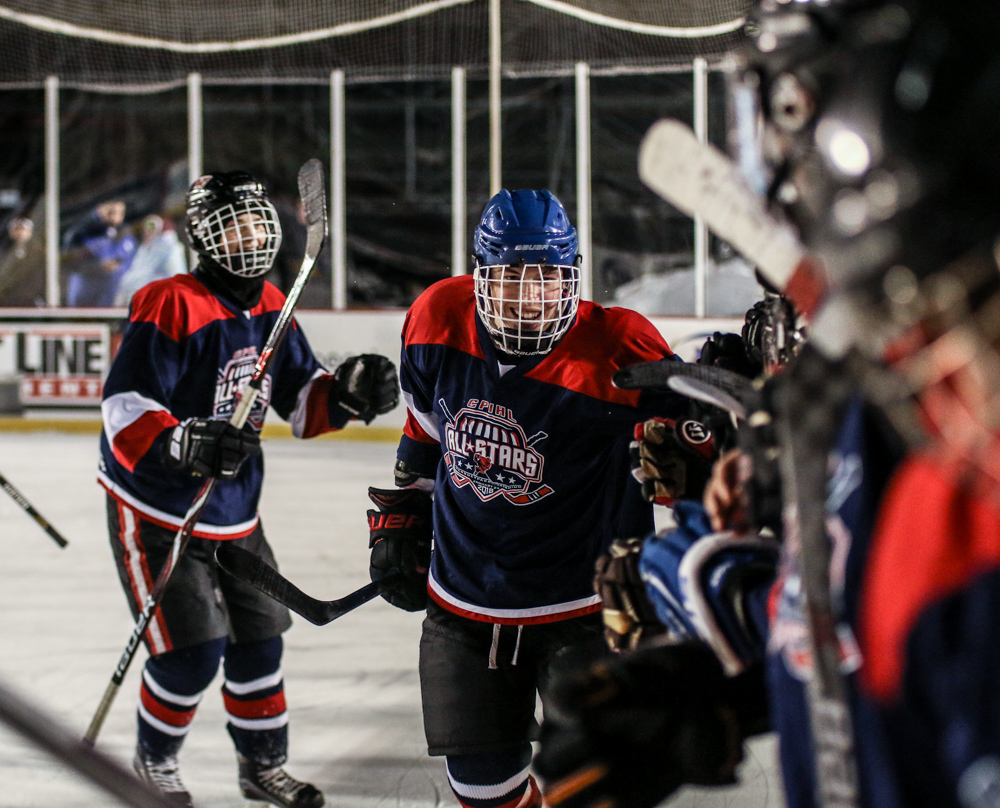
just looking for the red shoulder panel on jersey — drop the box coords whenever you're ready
[403,276,484,358]
[130,275,235,343]
[111,409,178,472]
[252,281,287,316]
[525,303,672,404]
[858,453,1000,703]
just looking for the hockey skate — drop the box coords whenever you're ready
[237,753,325,808]
[133,748,195,808]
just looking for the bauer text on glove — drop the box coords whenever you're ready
[367,487,432,611]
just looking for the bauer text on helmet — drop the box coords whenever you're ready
[472,189,580,357]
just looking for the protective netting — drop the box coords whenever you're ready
[0,0,751,87]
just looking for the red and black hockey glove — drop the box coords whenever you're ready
[594,538,666,653]
[535,643,769,808]
[367,487,432,612]
[629,418,715,506]
[163,418,261,479]
[331,354,400,424]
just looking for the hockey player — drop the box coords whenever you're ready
[98,170,399,808]
[537,0,1000,806]
[364,189,687,808]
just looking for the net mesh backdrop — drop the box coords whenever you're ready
[0,0,750,87]
[0,0,762,315]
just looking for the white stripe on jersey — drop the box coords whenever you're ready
[403,390,440,441]
[99,472,260,538]
[428,572,601,621]
[102,391,170,444]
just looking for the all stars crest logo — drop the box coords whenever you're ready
[214,347,271,429]
[440,397,554,505]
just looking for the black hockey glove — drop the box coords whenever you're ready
[594,538,666,653]
[629,418,715,506]
[331,354,400,424]
[698,331,762,380]
[367,487,432,612]
[162,418,261,479]
[535,643,770,808]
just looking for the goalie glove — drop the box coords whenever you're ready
[629,417,715,506]
[535,642,769,808]
[331,354,400,424]
[367,487,432,612]
[593,538,666,653]
[639,501,778,675]
[162,418,261,479]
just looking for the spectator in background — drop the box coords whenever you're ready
[114,214,187,307]
[6,216,33,260]
[63,199,137,307]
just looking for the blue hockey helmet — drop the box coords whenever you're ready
[472,190,581,357]
[473,189,578,266]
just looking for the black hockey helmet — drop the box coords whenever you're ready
[185,170,282,279]
[743,0,1000,304]
[741,0,1000,476]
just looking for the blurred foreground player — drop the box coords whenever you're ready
[98,170,398,807]
[538,0,1000,806]
[365,189,686,808]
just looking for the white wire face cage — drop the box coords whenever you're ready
[474,263,581,356]
[192,198,282,278]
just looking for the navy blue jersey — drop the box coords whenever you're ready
[98,270,349,538]
[397,275,684,624]
[766,396,906,808]
[859,453,1000,807]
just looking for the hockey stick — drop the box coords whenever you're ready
[83,159,328,746]
[0,470,68,547]
[0,673,181,808]
[637,119,827,318]
[774,345,859,808]
[639,120,860,806]
[215,543,402,626]
[612,360,754,420]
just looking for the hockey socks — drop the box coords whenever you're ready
[446,746,541,808]
[223,636,289,768]
[137,638,224,758]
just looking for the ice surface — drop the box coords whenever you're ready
[0,430,783,807]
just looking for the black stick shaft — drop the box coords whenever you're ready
[0,675,180,808]
[0,471,68,547]
[216,543,400,626]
